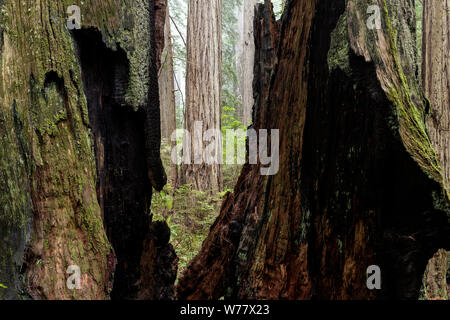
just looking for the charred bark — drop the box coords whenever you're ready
[73,28,149,300]
[177,0,450,300]
[0,0,174,300]
[136,221,178,300]
[72,2,173,300]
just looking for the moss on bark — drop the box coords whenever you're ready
[0,0,163,299]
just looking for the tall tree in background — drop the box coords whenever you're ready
[237,0,258,126]
[159,5,179,187]
[181,0,223,192]
[222,0,242,132]
[422,0,450,300]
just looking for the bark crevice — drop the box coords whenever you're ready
[72,28,175,300]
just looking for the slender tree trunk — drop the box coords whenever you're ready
[158,4,179,187]
[181,0,223,192]
[237,0,258,126]
[422,0,450,300]
[155,0,168,73]
[177,0,450,300]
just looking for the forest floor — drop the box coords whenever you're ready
[151,142,241,281]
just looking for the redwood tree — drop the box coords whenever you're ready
[158,3,179,187]
[181,0,223,192]
[422,0,450,300]
[177,0,450,300]
[0,0,173,300]
[237,0,259,126]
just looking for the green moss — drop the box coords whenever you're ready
[121,0,152,109]
[0,0,156,298]
[328,13,350,75]
[382,0,442,184]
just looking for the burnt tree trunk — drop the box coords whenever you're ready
[0,0,174,300]
[177,0,450,300]
[422,0,450,300]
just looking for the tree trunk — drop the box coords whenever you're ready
[422,0,450,300]
[158,4,179,187]
[155,0,168,72]
[0,0,173,300]
[237,0,259,126]
[177,0,450,300]
[181,0,223,192]
[158,3,175,141]
[177,0,280,299]
[423,249,448,299]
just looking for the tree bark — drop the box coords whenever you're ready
[177,0,450,300]
[155,0,168,72]
[0,0,172,300]
[423,249,448,299]
[158,4,179,187]
[422,0,450,300]
[177,0,280,299]
[237,0,259,126]
[181,0,223,192]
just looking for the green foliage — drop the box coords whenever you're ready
[221,105,246,190]
[0,283,7,289]
[222,105,245,132]
[221,0,246,175]
[154,141,241,280]
[272,0,287,19]
[156,1,246,280]
[221,0,244,130]
[222,163,242,191]
[222,0,241,89]
[151,183,225,277]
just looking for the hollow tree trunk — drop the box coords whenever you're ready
[177,0,450,300]
[181,0,223,192]
[0,0,172,300]
[422,0,450,301]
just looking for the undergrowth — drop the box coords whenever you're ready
[151,142,242,280]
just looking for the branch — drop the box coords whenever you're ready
[169,15,187,47]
